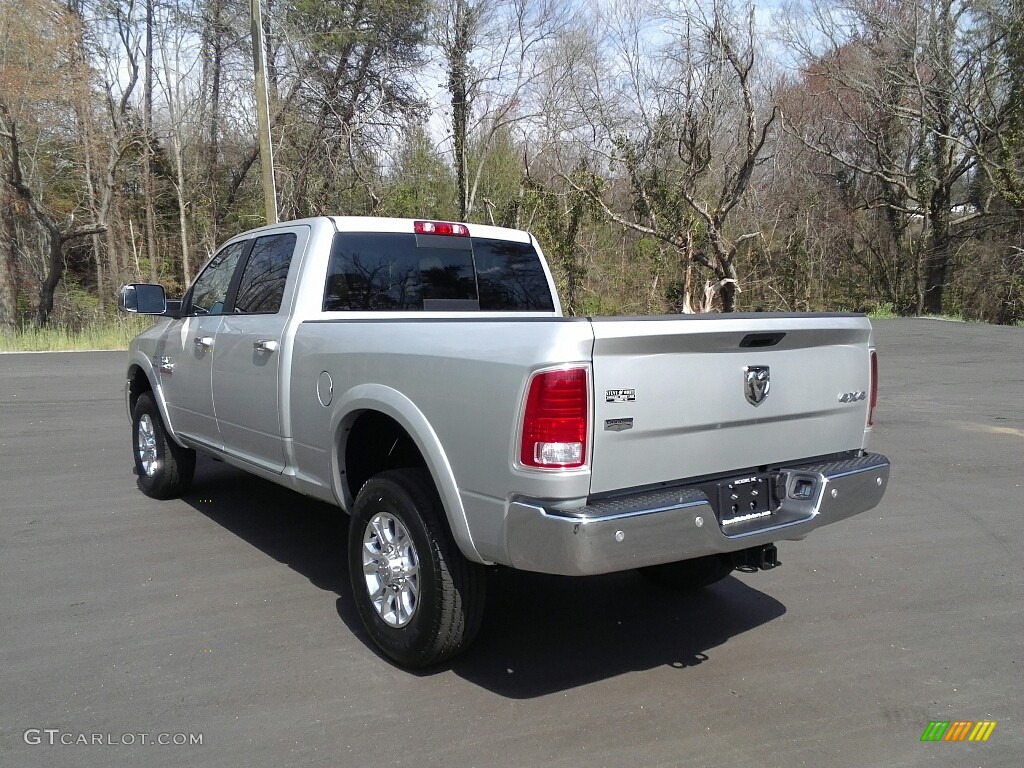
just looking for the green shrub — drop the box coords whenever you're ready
[867,302,898,319]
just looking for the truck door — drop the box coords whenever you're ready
[160,240,249,450]
[211,227,307,474]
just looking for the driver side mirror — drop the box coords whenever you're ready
[119,284,169,316]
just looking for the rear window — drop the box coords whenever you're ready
[323,232,554,312]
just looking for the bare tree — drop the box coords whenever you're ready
[0,106,106,325]
[437,0,565,220]
[558,0,776,312]
[781,0,1004,314]
[0,0,107,325]
[156,0,203,285]
[89,0,143,287]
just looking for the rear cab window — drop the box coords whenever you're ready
[323,231,555,312]
[233,233,297,314]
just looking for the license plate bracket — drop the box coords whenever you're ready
[716,474,773,527]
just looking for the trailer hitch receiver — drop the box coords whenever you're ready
[732,543,781,572]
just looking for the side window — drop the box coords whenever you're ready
[233,233,296,314]
[474,238,554,311]
[190,241,246,316]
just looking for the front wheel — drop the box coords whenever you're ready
[132,392,195,499]
[347,469,485,668]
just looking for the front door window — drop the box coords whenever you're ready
[190,241,246,315]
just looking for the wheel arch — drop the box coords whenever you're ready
[126,362,153,416]
[330,384,485,564]
[125,356,181,446]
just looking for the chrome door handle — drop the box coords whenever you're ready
[253,339,279,353]
[193,336,214,350]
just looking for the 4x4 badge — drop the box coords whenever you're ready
[744,366,770,406]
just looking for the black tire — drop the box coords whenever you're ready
[348,469,486,669]
[639,554,734,591]
[132,392,196,499]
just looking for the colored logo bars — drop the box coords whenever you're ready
[920,720,997,742]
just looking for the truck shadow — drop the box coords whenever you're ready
[181,457,349,594]
[449,569,785,698]
[182,457,786,699]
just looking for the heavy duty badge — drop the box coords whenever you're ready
[744,365,771,406]
[604,418,634,432]
[605,389,636,403]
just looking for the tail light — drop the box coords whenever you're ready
[868,349,878,427]
[414,220,469,237]
[520,368,589,468]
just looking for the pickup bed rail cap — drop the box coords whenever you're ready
[590,312,868,322]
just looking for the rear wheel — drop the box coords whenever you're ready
[132,392,195,499]
[639,554,734,591]
[348,469,485,668]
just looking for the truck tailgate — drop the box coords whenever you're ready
[588,314,874,495]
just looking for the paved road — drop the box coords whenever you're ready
[1,318,1021,767]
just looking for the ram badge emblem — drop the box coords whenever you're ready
[744,366,771,406]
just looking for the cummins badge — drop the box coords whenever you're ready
[744,366,770,406]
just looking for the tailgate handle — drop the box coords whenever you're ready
[739,332,785,348]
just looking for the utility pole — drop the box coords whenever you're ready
[144,0,158,280]
[250,0,278,224]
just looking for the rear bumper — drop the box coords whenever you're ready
[505,452,890,576]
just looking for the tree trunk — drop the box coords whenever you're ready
[681,230,695,314]
[0,195,17,331]
[36,224,65,327]
[171,141,191,286]
[72,10,105,311]
[206,0,224,242]
[159,26,192,286]
[34,224,108,327]
[923,200,951,315]
[720,271,738,313]
[560,191,585,316]
[448,0,471,220]
[922,0,955,316]
[709,227,739,313]
[79,114,104,310]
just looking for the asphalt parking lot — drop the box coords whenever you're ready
[1,318,1021,767]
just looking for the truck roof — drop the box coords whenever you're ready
[326,216,533,244]
[217,216,535,246]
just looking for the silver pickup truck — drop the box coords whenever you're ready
[120,216,890,668]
